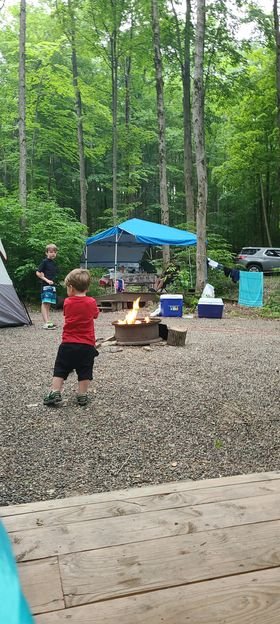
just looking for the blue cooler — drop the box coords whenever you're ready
[160,294,183,317]
[198,297,224,319]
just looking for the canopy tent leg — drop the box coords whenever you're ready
[114,230,124,293]
[114,230,118,293]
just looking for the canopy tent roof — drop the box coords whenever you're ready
[84,218,197,267]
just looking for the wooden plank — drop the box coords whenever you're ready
[35,567,280,623]
[19,557,64,615]
[2,471,280,517]
[8,492,280,562]
[4,479,280,533]
[129,478,280,513]
[4,500,141,532]
[59,519,280,607]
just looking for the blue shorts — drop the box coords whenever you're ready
[41,285,57,305]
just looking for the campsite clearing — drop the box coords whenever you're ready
[1,309,280,506]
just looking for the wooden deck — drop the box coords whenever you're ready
[2,471,280,623]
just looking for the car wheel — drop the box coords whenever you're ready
[247,264,262,272]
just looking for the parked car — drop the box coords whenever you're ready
[236,247,280,272]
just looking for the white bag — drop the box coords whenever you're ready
[202,283,215,298]
[150,305,161,317]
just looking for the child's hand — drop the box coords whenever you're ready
[47,279,54,285]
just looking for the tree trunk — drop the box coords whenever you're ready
[68,0,87,226]
[124,20,133,209]
[47,154,53,196]
[273,0,280,235]
[273,0,280,129]
[171,0,195,224]
[111,31,118,225]
[19,0,27,215]
[125,53,131,128]
[167,327,187,347]
[151,0,170,266]
[259,174,272,246]
[30,77,43,191]
[193,0,207,293]
[183,0,195,223]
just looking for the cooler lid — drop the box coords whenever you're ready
[160,294,183,300]
[198,297,224,305]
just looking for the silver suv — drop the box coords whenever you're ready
[236,247,280,272]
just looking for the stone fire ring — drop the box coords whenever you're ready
[112,319,162,346]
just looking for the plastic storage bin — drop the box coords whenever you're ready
[160,294,183,317]
[197,297,224,319]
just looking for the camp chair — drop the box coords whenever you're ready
[149,266,179,294]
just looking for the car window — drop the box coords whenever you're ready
[265,249,280,257]
[241,248,260,255]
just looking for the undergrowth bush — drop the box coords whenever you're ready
[0,194,86,300]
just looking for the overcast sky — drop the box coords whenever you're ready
[0,0,275,11]
[258,0,273,11]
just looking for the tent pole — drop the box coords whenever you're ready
[114,230,118,293]
[85,244,88,270]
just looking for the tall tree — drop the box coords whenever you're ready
[151,0,170,265]
[88,0,127,225]
[273,0,280,127]
[171,0,195,223]
[18,0,27,213]
[66,0,88,226]
[124,14,134,209]
[56,0,88,225]
[111,0,118,225]
[193,0,207,292]
[273,0,280,235]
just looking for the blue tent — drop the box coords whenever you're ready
[84,218,197,268]
[0,522,34,624]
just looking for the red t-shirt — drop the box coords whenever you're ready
[62,296,99,345]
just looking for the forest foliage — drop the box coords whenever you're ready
[0,0,279,294]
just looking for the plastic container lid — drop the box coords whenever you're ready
[160,294,183,300]
[198,297,223,305]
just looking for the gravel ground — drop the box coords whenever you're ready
[1,307,280,506]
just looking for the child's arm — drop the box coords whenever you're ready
[91,299,100,319]
[36,270,54,285]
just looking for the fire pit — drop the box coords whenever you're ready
[112,296,162,346]
[112,318,161,346]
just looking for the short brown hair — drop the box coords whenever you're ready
[45,243,58,252]
[64,268,91,292]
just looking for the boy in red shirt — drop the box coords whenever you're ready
[44,268,99,407]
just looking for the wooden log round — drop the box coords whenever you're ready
[167,327,187,347]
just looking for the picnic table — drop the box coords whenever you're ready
[95,291,158,312]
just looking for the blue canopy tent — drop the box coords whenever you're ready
[83,218,197,290]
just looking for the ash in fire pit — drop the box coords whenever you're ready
[112,297,162,346]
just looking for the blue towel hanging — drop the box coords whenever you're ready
[238,271,263,307]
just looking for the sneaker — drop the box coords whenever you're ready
[77,393,88,406]
[43,391,62,406]
[43,322,56,330]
